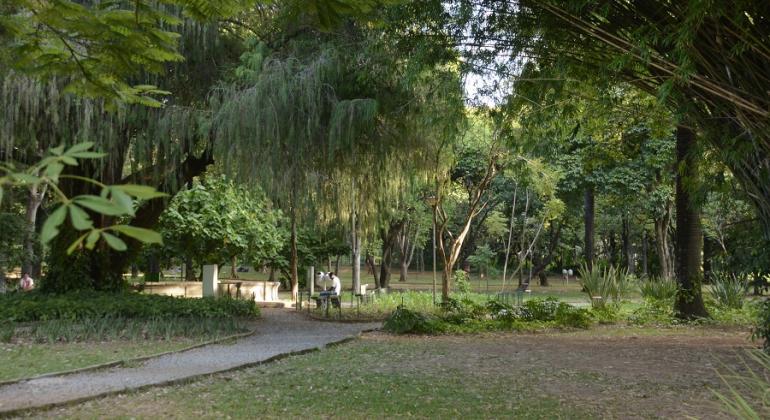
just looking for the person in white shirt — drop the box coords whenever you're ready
[320,272,341,297]
[329,272,341,296]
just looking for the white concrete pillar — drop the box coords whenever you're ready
[202,264,218,297]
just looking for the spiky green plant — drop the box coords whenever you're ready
[640,276,678,302]
[710,272,749,310]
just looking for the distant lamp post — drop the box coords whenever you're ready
[425,195,438,305]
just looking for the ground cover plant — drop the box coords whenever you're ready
[383,296,591,334]
[31,327,761,419]
[0,291,259,322]
[0,291,258,344]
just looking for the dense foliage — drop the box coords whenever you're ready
[0,291,259,322]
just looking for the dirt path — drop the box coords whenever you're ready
[0,309,380,415]
[364,327,758,418]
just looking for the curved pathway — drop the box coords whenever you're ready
[0,309,380,415]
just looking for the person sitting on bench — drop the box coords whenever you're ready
[319,272,341,297]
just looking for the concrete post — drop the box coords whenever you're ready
[202,264,218,297]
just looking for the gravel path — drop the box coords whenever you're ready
[0,309,380,415]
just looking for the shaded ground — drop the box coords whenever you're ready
[21,325,761,419]
[0,309,378,414]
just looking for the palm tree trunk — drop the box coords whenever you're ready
[674,125,708,319]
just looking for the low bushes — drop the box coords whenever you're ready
[577,264,633,308]
[709,272,749,310]
[0,291,260,322]
[383,297,591,334]
[639,277,678,302]
[1,316,249,344]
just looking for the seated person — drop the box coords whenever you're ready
[319,272,341,297]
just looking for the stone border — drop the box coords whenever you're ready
[0,328,378,418]
[0,328,258,389]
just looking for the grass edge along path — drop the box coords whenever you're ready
[0,328,257,386]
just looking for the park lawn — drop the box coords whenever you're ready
[32,325,760,419]
[0,339,210,383]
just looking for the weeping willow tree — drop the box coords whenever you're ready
[0,20,231,292]
[213,10,465,299]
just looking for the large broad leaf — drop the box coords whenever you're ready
[10,173,40,184]
[73,195,127,216]
[110,225,163,244]
[113,184,167,199]
[68,205,94,230]
[65,142,94,154]
[110,189,135,215]
[85,230,100,250]
[41,205,68,244]
[66,232,89,254]
[101,232,127,251]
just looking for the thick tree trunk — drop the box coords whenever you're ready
[268,267,276,282]
[22,184,46,276]
[584,185,595,270]
[674,125,709,319]
[622,215,632,273]
[654,216,672,279]
[365,252,380,289]
[185,257,195,281]
[230,256,238,279]
[379,219,406,290]
[399,261,408,283]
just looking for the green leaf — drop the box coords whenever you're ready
[66,233,88,254]
[85,230,100,250]
[60,156,78,166]
[65,142,95,154]
[101,232,127,251]
[110,225,163,244]
[50,145,65,156]
[73,195,127,216]
[45,162,65,179]
[41,205,68,244]
[111,189,135,215]
[68,205,94,230]
[113,184,167,199]
[10,173,40,184]
[69,152,106,159]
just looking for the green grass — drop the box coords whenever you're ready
[40,338,586,419]
[0,340,206,382]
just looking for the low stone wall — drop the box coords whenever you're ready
[139,280,281,302]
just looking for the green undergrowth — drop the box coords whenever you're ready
[0,291,259,344]
[0,290,259,321]
[380,292,759,335]
[0,315,250,344]
[383,297,592,334]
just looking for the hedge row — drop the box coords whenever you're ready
[0,291,259,322]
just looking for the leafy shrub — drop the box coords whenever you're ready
[754,298,770,354]
[454,270,471,294]
[0,291,260,322]
[555,305,591,329]
[710,272,749,309]
[383,307,438,334]
[639,277,678,302]
[521,297,561,321]
[578,264,633,308]
[589,306,621,324]
[627,299,676,325]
